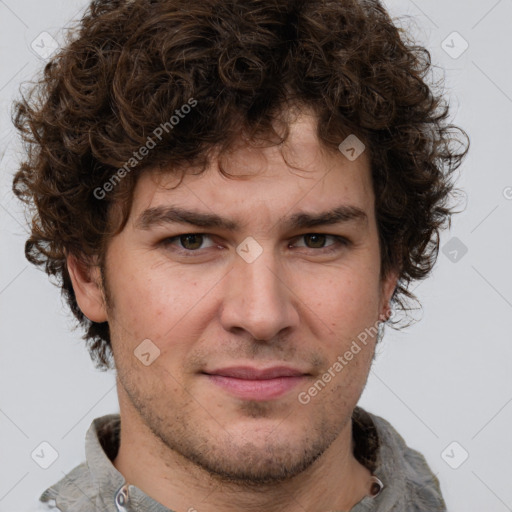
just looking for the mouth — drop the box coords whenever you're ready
[201,366,310,401]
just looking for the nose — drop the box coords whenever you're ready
[219,246,300,342]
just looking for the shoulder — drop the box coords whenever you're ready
[33,414,125,511]
[23,501,58,511]
[358,407,447,512]
[37,462,99,511]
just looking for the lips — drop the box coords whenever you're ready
[204,366,307,380]
[202,366,309,401]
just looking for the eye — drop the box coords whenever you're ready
[291,234,350,252]
[161,233,216,253]
[160,232,350,257]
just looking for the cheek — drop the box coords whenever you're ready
[305,270,380,326]
[107,262,215,358]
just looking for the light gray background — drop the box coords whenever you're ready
[1,1,511,511]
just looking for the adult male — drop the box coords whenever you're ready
[13,0,467,510]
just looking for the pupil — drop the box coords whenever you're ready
[306,234,325,248]
[181,234,202,250]
[179,234,327,250]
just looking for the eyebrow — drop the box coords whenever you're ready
[135,204,368,232]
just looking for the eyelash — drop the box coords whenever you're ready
[159,233,350,257]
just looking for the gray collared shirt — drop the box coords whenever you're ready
[36,406,446,511]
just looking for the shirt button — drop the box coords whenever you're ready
[369,476,384,497]
[115,484,129,511]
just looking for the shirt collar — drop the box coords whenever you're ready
[86,414,170,511]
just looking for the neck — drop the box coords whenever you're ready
[113,405,374,512]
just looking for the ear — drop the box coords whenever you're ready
[66,252,108,323]
[379,268,399,321]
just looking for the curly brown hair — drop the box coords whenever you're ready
[12,0,468,370]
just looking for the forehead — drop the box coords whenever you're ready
[127,114,374,230]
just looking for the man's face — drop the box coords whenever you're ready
[96,113,396,483]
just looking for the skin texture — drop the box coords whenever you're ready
[68,112,398,512]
